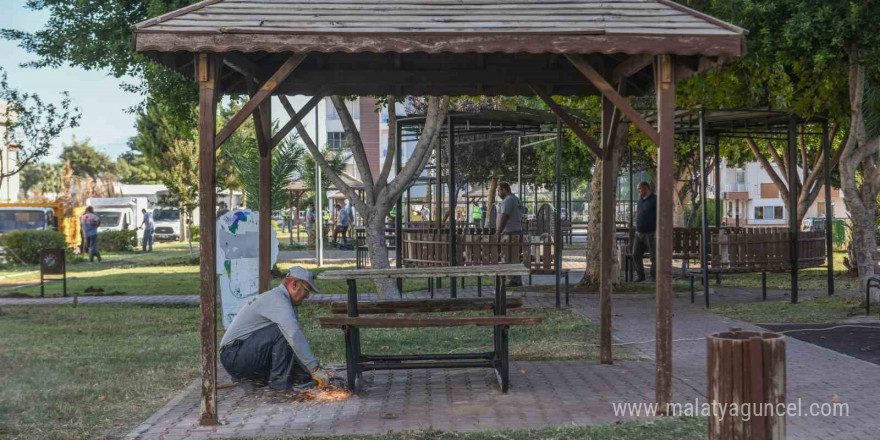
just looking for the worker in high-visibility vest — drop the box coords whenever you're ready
[472,203,483,228]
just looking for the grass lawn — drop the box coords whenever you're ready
[0,302,601,439]
[0,304,200,440]
[710,294,867,323]
[243,417,707,440]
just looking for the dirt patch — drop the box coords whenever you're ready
[760,323,880,366]
[81,287,126,296]
[0,292,33,298]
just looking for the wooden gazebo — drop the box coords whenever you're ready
[134,0,746,425]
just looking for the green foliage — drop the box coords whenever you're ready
[1,229,68,265]
[298,148,346,202]
[19,162,62,197]
[97,230,137,252]
[1,0,200,128]
[60,137,114,178]
[223,123,305,212]
[115,148,161,184]
[187,224,199,242]
[132,101,199,216]
[0,67,80,186]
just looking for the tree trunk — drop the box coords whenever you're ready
[366,212,397,299]
[577,127,627,289]
[179,207,187,243]
[487,173,498,216]
[673,189,688,227]
[838,54,879,302]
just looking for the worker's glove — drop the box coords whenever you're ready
[310,366,332,389]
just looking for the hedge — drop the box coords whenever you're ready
[1,230,68,265]
[97,230,137,252]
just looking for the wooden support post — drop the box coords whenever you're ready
[788,117,799,304]
[197,53,220,426]
[248,77,272,293]
[654,54,675,409]
[598,98,617,364]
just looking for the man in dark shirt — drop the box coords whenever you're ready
[633,181,657,282]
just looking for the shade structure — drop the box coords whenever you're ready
[134,0,746,426]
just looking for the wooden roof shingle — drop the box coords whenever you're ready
[134,0,745,56]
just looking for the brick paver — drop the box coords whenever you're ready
[126,290,880,440]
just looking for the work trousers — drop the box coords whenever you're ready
[142,229,154,252]
[220,324,312,390]
[86,235,101,262]
[632,232,656,281]
[333,225,349,244]
[501,233,523,286]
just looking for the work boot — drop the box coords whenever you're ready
[289,380,317,392]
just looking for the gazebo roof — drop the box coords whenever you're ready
[134,0,746,97]
[284,171,364,192]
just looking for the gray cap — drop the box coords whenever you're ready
[287,266,322,294]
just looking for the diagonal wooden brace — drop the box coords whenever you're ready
[529,84,603,157]
[566,54,660,146]
[274,90,329,148]
[214,53,306,149]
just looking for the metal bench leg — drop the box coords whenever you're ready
[762,271,767,301]
[477,277,482,297]
[429,278,434,299]
[344,327,356,392]
[565,272,570,306]
[528,273,532,285]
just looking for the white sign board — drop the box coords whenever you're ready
[216,210,279,327]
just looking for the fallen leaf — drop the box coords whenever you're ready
[381,412,398,419]
[97,395,106,401]
[831,395,838,403]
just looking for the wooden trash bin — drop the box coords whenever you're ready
[708,328,785,440]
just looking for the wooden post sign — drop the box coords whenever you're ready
[708,328,786,440]
[39,248,67,298]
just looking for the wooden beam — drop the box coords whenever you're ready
[528,84,603,157]
[257,97,272,293]
[196,52,221,427]
[598,96,617,365]
[273,91,328,148]
[654,54,676,410]
[566,54,661,146]
[214,54,306,149]
[612,54,654,83]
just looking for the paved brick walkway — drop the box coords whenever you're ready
[570,294,880,440]
[125,290,880,440]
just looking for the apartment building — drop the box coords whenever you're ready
[0,101,20,203]
[719,161,846,226]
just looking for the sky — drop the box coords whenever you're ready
[0,0,325,162]
[1,0,142,161]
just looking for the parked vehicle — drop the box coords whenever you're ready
[152,207,181,241]
[87,197,149,240]
[0,203,82,248]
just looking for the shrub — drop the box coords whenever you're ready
[97,230,137,252]
[1,230,68,265]
[187,224,200,242]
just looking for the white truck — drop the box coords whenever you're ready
[152,206,181,242]
[87,197,149,240]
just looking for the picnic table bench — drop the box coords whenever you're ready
[316,264,537,393]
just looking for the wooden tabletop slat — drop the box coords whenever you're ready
[318,315,542,328]
[329,297,523,314]
[317,263,529,279]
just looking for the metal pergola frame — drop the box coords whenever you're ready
[666,108,836,306]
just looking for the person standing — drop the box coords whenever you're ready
[633,181,657,282]
[80,206,102,262]
[139,208,155,252]
[335,202,353,244]
[305,203,317,246]
[496,182,524,287]
[472,202,483,228]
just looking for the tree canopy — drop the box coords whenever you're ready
[60,138,114,178]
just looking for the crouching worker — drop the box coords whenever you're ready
[220,266,332,392]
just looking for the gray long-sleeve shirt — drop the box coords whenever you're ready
[219,283,319,370]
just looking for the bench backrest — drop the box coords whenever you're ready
[401,230,559,273]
